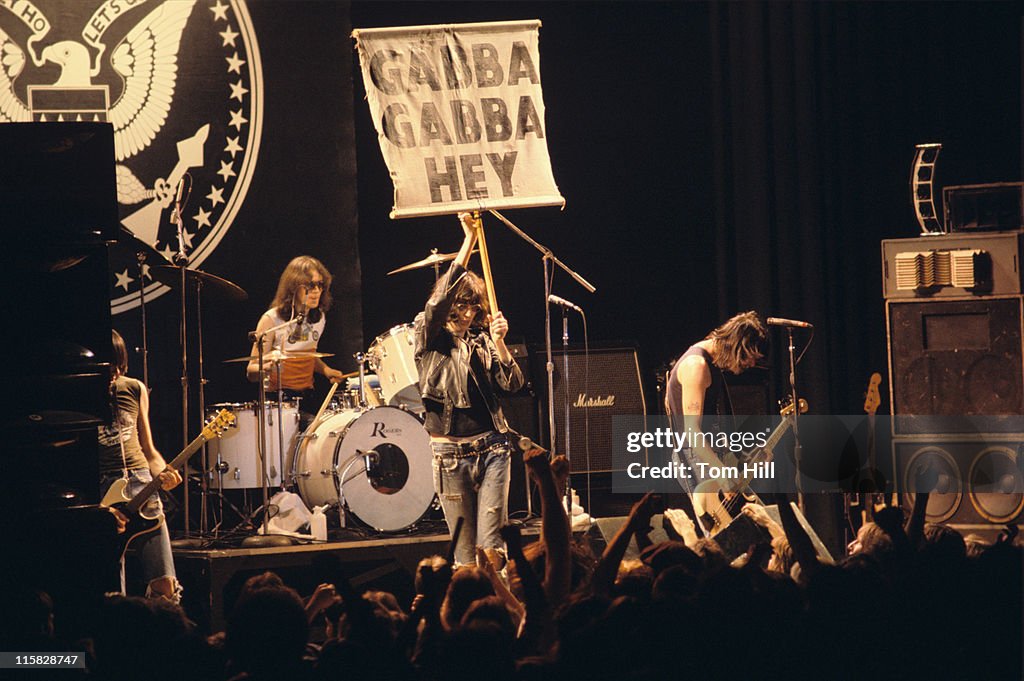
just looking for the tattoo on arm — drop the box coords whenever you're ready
[685,401,702,413]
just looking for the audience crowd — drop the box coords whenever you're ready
[5,450,1022,680]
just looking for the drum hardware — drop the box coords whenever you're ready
[150,262,249,538]
[387,247,479,280]
[110,225,171,387]
[207,401,300,490]
[222,350,337,363]
[246,313,301,536]
[290,406,434,532]
[366,324,424,413]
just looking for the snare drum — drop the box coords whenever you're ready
[367,324,423,412]
[208,401,299,489]
[290,406,434,531]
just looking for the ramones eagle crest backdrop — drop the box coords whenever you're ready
[1,0,361,438]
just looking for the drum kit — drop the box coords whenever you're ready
[200,247,469,535]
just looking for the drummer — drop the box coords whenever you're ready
[246,256,345,408]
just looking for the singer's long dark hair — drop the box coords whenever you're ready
[270,256,333,319]
[431,268,490,329]
[706,310,767,374]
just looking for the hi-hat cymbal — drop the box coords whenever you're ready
[223,350,336,363]
[111,226,172,269]
[151,265,248,301]
[387,248,478,275]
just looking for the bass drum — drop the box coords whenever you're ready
[292,406,434,532]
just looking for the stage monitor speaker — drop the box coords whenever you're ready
[895,440,1024,528]
[532,346,647,473]
[887,297,1024,434]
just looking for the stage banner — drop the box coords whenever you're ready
[353,20,564,218]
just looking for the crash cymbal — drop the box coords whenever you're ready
[222,350,336,363]
[387,248,478,275]
[150,265,248,301]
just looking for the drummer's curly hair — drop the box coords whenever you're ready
[272,256,333,318]
[438,269,489,328]
[706,310,767,374]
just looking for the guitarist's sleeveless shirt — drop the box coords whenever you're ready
[665,345,734,435]
[98,376,148,474]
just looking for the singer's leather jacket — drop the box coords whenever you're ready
[414,263,525,436]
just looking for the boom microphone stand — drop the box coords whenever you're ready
[485,211,595,519]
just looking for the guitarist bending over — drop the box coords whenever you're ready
[97,330,183,603]
[665,312,768,528]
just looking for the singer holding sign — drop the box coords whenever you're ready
[246,256,345,401]
[414,213,525,566]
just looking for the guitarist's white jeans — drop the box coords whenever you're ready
[99,468,180,602]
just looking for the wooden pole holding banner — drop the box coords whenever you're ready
[472,211,499,314]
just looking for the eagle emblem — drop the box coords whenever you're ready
[0,0,263,314]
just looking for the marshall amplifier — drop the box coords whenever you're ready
[531,346,648,473]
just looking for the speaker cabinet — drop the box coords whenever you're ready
[532,346,647,473]
[896,440,1024,527]
[887,297,1024,434]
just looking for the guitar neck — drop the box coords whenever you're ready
[123,431,207,516]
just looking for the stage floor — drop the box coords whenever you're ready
[171,528,453,633]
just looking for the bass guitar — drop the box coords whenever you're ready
[101,409,234,559]
[691,398,808,536]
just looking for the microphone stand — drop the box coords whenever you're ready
[485,211,595,520]
[786,327,804,511]
[171,187,192,536]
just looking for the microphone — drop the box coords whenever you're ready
[174,177,186,207]
[172,176,188,265]
[518,436,546,453]
[288,298,307,343]
[767,316,813,329]
[548,294,582,312]
[360,449,379,473]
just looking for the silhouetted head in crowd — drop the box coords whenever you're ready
[440,566,494,631]
[226,586,309,676]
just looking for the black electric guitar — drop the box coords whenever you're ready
[691,397,809,536]
[101,409,234,559]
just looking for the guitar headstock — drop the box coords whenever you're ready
[202,409,235,440]
[864,372,882,415]
[779,397,809,417]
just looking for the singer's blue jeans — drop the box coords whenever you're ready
[430,432,511,566]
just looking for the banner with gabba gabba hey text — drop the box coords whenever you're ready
[353,20,564,218]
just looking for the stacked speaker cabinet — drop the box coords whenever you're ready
[882,232,1024,531]
[531,346,648,517]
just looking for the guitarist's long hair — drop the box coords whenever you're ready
[111,329,129,378]
[707,311,768,374]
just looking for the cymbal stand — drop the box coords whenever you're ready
[355,351,367,406]
[134,250,151,387]
[430,249,442,283]
[195,277,212,535]
[248,316,298,534]
[485,210,596,518]
[175,260,191,535]
[274,360,286,491]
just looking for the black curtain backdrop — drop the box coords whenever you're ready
[352,1,1020,411]
[350,1,1020,549]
